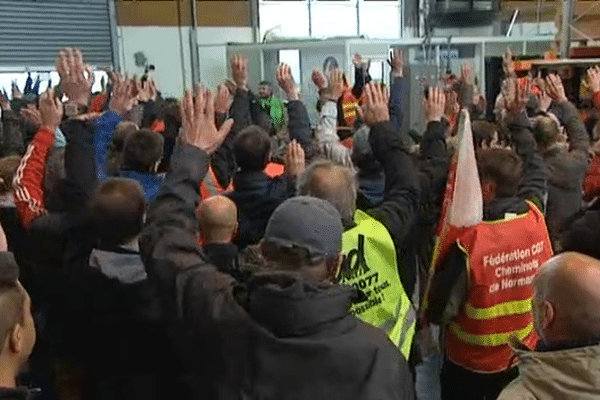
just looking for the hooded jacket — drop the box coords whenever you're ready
[140,143,415,400]
[0,387,40,400]
[498,340,600,400]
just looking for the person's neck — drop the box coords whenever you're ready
[203,238,233,245]
[0,360,17,388]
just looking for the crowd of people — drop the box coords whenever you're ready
[0,44,598,400]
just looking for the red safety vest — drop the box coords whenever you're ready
[444,202,553,373]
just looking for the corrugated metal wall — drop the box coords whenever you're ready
[0,0,113,67]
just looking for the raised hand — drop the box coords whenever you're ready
[461,61,474,85]
[353,53,370,70]
[587,66,600,94]
[108,72,137,116]
[534,76,552,112]
[276,63,299,101]
[38,90,63,132]
[358,83,390,126]
[11,82,22,100]
[502,76,530,116]
[312,68,328,90]
[0,90,10,111]
[423,87,446,123]
[20,108,42,129]
[445,90,460,119]
[215,83,232,115]
[231,54,248,91]
[545,73,567,103]
[388,48,404,78]
[179,85,234,154]
[503,47,515,76]
[327,69,344,101]
[284,139,306,178]
[137,78,158,103]
[56,48,93,107]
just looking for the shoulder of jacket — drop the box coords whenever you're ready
[497,379,536,400]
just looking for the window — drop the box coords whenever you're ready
[259,0,403,39]
[279,49,302,85]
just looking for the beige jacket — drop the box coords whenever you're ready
[498,338,600,400]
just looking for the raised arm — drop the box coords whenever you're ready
[351,53,371,99]
[312,69,352,167]
[504,77,547,209]
[361,83,420,244]
[0,92,23,156]
[276,63,311,153]
[546,73,590,159]
[13,91,61,228]
[230,55,253,133]
[587,66,600,111]
[95,72,138,180]
[140,86,237,324]
[388,49,404,133]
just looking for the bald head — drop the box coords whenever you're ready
[198,196,238,244]
[534,252,600,344]
[297,160,357,227]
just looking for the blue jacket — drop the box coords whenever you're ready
[120,170,164,202]
[94,110,122,181]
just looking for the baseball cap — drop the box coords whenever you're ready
[263,196,343,258]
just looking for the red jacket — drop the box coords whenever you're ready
[13,127,55,228]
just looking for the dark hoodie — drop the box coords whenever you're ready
[140,143,415,399]
[0,387,39,400]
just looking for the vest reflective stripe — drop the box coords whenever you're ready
[464,298,533,320]
[449,322,534,347]
[341,89,359,126]
[340,210,415,359]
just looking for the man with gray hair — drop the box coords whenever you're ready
[298,82,420,360]
[498,252,600,400]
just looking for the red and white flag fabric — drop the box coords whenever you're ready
[424,109,483,308]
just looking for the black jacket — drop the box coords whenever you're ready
[227,170,295,250]
[0,109,24,156]
[225,93,311,250]
[140,143,415,400]
[0,387,39,400]
[543,101,590,244]
[401,120,449,301]
[19,118,176,400]
[427,112,547,325]
[560,198,600,259]
[353,121,420,301]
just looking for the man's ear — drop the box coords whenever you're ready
[326,254,344,282]
[230,222,239,242]
[9,324,23,354]
[540,301,555,331]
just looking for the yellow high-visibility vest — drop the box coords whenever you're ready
[340,210,416,359]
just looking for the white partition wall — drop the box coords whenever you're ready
[227,36,554,130]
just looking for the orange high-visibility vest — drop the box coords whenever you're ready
[444,202,553,373]
[264,162,284,178]
[200,166,232,201]
[341,88,359,127]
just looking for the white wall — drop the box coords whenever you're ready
[118,26,253,98]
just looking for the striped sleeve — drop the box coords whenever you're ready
[13,127,55,228]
